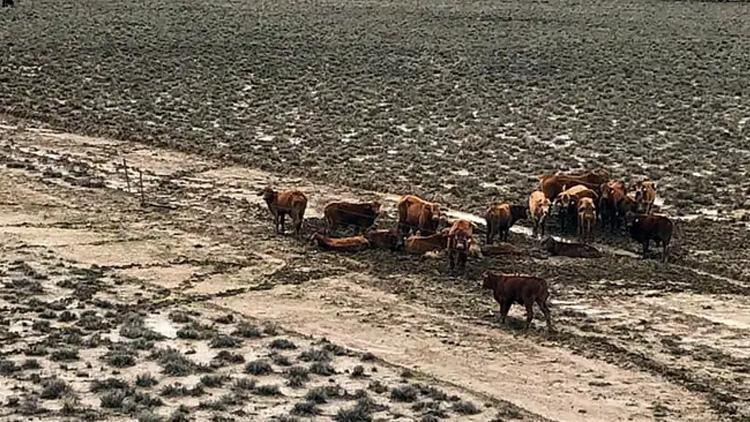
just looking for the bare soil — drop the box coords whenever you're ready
[0,124,747,421]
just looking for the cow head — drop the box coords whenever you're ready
[452,230,470,251]
[556,193,572,209]
[540,198,551,220]
[481,272,493,289]
[258,186,277,203]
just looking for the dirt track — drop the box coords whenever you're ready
[1,123,748,421]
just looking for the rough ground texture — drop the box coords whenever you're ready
[0,125,747,421]
[1,0,749,421]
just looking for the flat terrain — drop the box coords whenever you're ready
[1,0,749,421]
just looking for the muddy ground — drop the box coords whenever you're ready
[0,123,748,421]
[1,0,750,420]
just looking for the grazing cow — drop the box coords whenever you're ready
[324,201,381,234]
[540,237,602,258]
[634,180,657,214]
[482,272,552,330]
[364,229,401,251]
[447,219,474,272]
[2,0,14,7]
[397,195,442,237]
[404,230,449,255]
[485,203,527,244]
[310,233,370,252]
[554,185,598,232]
[628,214,673,262]
[599,180,628,232]
[577,197,597,242]
[258,187,307,237]
[539,169,609,200]
[529,191,551,238]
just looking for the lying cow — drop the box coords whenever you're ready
[258,187,307,237]
[404,230,449,255]
[310,233,370,252]
[324,201,381,234]
[397,194,442,237]
[628,213,673,262]
[364,229,401,251]
[577,197,596,242]
[485,203,527,244]
[447,219,474,272]
[599,180,628,232]
[634,180,657,214]
[529,190,551,238]
[481,242,524,256]
[482,272,552,330]
[554,185,598,232]
[539,168,609,200]
[540,236,602,258]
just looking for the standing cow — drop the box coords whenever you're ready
[628,213,673,262]
[258,187,307,237]
[529,191,551,238]
[396,194,442,237]
[577,197,596,242]
[324,201,381,234]
[482,272,552,330]
[447,219,474,272]
[485,203,527,244]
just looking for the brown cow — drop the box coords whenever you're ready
[485,203,527,244]
[324,201,381,234]
[364,229,401,251]
[540,237,602,258]
[539,168,609,200]
[634,180,657,214]
[628,213,673,262]
[397,195,442,237]
[258,187,307,237]
[554,185,599,232]
[529,191,551,238]
[599,180,628,232]
[310,233,370,252]
[404,230,449,255]
[577,197,596,242]
[447,219,474,271]
[482,272,552,330]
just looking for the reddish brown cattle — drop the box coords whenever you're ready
[634,180,657,214]
[404,230,449,255]
[397,195,442,236]
[539,169,609,200]
[485,203,527,244]
[599,180,628,232]
[577,197,597,242]
[629,214,673,262]
[447,219,474,271]
[310,233,370,252]
[482,272,552,330]
[554,185,598,232]
[258,187,307,237]
[529,191,551,238]
[364,229,401,251]
[324,201,381,234]
[541,237,602,258]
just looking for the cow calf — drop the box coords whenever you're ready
[482,272,552,330]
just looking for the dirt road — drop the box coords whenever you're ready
[1,122,747,420]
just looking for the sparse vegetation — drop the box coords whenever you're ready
[245,359,273,376]
[168,311,192,324]
[299,347,332,362]
[271,353,292,366]
[200,374,230,388]
[309,361,336,376]
[391,385,419,402]
[150,347,195,376]
[232,322,263,338]
[212,350,245,366]
[291,400,320,416]
[209,334,242,349]
[40,377,72,399]
[351,365,365,378]
[452,400,481,415]
[50,348,79,361]
[285,366,310,388]
[231,378,256,392]
[254,384,282,397]
[269,338,297,350]
[136,373,159,388]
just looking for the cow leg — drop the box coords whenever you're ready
[294,214,303,238]
[524,301,535,330]
[279,214,286,235]
[538,298,552,330]
[642,240,650,258]
[448,249,455,271]
[499,300,511,325]
[662,243,669,263]
[273,214,281,234]
[459,251,467,272]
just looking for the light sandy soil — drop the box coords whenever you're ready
[1,122,747,421]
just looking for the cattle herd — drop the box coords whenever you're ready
[258,168,674,330]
